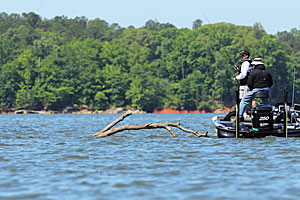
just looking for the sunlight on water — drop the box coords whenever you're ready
[1,113,300,199]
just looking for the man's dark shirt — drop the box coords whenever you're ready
[247,64,273,90]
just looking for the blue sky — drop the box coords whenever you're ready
[1,0,300,34]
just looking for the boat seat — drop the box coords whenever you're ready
[254,90,269,98]
[254,91,269,98]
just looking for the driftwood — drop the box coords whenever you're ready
[93,110,208,138]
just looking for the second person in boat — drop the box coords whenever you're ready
[238,58,273,121]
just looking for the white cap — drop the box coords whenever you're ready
[251,58,264,65]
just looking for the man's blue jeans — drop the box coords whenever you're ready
[239,87,270,118]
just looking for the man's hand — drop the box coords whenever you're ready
[234,65,239,72]
[233,77,237,83]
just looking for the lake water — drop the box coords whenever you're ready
[1,113,300,200]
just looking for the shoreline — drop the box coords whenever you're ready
[0,107,146,114]
[0,106,233,114]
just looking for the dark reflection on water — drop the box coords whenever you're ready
[1,113,300,199]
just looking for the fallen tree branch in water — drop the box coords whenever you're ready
[93,111,208,138]
[99,110,133,134]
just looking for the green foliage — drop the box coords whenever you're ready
[143,19,176,31]
[126,74,166,112]
[0,12,299,112]
[192,19,203,30]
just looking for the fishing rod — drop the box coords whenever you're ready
[200,10,240,137]
[200,10,233,64]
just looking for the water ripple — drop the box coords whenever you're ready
[1,113,300,199]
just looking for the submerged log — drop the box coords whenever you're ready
[93,111,208,138]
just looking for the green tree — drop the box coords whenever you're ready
[86,18,109,41]
[0,62,22,108]
[192,19,203,29]
[144,19,176,31]
[126,74,166,112]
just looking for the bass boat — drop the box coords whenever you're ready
[212,88,300,138]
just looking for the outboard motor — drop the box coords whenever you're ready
[251,105,273,132]
[251,91,273,133]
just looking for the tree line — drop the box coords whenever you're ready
[0,12,299,112]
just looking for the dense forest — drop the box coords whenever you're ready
[0,12,299,112]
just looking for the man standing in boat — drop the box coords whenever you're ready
[238,58,273,121]
[234,50,253,100]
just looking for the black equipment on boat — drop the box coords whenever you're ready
[251,105,273,133]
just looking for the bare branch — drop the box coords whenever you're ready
[93,111,208,138]
[94,123,175,137]
[96,110,132,134]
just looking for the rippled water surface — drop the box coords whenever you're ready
[1,113,300,200]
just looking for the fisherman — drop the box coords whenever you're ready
[234,50,253,100]
[238,58,273,121]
